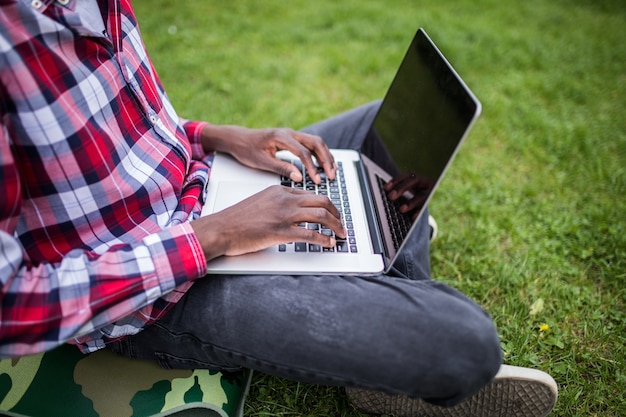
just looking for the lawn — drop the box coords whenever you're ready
[133,0,625,415]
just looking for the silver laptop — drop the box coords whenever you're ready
[201,28,481,275]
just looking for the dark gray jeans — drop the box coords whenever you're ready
[109,102,502,406]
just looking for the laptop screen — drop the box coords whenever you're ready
[361,28,480,223]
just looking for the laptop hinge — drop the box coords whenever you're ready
[354,158,385,256]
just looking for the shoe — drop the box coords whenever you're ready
[346,365,558,417]
[428,215,438,243]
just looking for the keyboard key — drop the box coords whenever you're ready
[309,244,321,252]
[295,242,307,252]
[336,240,349,252]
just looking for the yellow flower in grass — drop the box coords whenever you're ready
[538,323,550,332]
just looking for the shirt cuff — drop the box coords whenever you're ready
[143,222,208,292]
[182,119,210,160]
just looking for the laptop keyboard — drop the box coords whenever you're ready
[279,159,357,254]
[376,176,413,250]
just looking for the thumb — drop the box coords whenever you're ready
[266,158,303,182]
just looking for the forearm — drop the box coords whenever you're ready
[181,118,252,157]
[199,123,258,155]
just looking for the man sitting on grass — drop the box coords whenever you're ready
[0,1,557,416]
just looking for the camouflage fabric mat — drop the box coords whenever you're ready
[0,344,251,417]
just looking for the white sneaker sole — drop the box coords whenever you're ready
[346,365,558,417]
[428,215,438,242]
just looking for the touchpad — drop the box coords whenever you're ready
[212,182,272,212]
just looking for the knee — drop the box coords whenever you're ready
[404,291,503,405]
[375,284,502,404]
[428,315,502,406]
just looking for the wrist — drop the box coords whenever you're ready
[190,215,229,263]
[201,124,250,155]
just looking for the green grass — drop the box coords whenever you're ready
[133,0,625,415]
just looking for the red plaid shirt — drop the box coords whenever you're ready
[0,0,211,357]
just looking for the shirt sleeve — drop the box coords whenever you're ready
[0,130,208,358]
[181,118,210,160]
